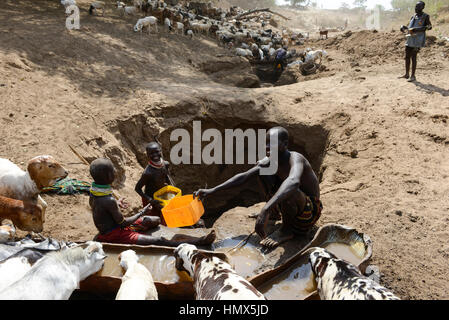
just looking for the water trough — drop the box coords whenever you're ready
[78,243,229,300]
[248,223,373,300]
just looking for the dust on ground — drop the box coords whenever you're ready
[0,0,448,300]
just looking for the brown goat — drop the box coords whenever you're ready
[0,195,43,233]
[319,30,329,39]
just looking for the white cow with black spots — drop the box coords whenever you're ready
[309,247,400,300]
[174,244,265,300]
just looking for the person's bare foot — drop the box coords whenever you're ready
[198,229,216,245]
[407,75,416,82]
[171,229,216,245]
[399,74,409,79]
[259,227,294,249]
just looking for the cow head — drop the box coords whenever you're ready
[27,155,68,190]
[173,243,199,278]
[309,247,336,278]
[78,241,107,281]
[118,249,139,271]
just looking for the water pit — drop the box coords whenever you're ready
[259,252,317,300]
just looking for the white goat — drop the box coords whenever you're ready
[164,18,172,32]
[0,241,106,300]
[174,22,184,35]
[89,1,105,16]
[235,48,253,57]
[0,156,67,222]
[118,5,139,16]
[186,29,194,39]
[115,250,158,300]
[259,36,272,45]
[258,48,264,61]
[134,16,158,34]
[61,0,76,8]
[0,257,31,292]
[191,22,211,35]
[304,50,328,63]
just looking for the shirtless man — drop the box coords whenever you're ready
[194,127,322,249]
[134,142,174,225]
[89,158,215,246]
[399,1,432,82]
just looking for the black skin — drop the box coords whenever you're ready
[399,2,432,81]
[134,143,174,211]
[194,127,320,249]
[89,158,215,246]
[135,142,206,229]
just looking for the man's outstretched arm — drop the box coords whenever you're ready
[194,165,260,201]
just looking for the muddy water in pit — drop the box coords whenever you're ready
[99,251,191,284]
[260,242,366,300]
[323,242,365,265]
[260,262,317,300]
[212,238,265,279]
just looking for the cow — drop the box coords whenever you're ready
[174,244,265,300]
[309,247,400,300]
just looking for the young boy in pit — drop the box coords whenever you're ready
[134,142,173,226]
[135,142,205,228]
[194,127,322,249]
[89,158,215,246]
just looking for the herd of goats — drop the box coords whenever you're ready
[60,0,329,69]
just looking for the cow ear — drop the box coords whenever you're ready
[86,242,101,255]
[316,258,329,278]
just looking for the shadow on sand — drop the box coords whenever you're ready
[413,81,449,96]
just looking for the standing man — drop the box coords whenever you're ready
[400,1,432,82]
